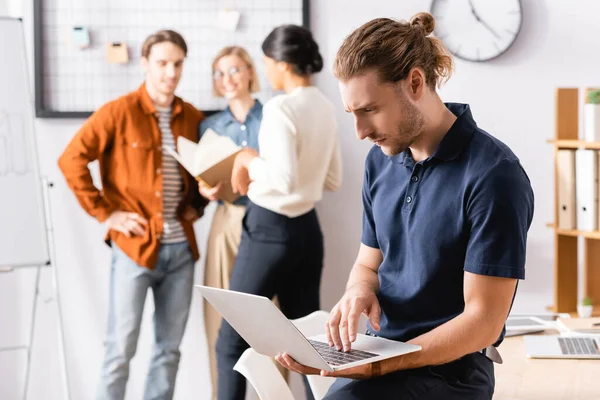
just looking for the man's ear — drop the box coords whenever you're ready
[407,67,426,100]
[141,56,149,72]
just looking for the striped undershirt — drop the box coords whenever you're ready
[156,106,186,243]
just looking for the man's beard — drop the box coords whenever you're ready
[384,101,424,156]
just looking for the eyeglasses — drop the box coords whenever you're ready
[212,66,250,80]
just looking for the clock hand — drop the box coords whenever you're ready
[468,0,501,39]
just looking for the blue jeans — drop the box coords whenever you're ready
[96,242,195,400]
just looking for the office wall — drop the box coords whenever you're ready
[1,0,598,399]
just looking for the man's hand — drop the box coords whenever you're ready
[182,205,201,223]
[198,180,226,201]
[275,353,382,379]
[327,283,381,352]
[106,211,148,238]
[231,148,259,196]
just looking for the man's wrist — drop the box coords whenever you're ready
[346,280,377,293]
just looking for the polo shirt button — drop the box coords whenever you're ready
[412,176,419,182]
[241,125,247,131]
[132,142,138,148]
[242,140,247,146]
[156,168,162,175]
[406,196,412,203]
[157,212,163,218]
[155,191,161,198]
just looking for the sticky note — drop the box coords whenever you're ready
[70,26,90,49]
[217,8,241,31]
[106,42,129,64]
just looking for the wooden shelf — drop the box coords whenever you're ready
[551,88,600,313]
[556,228,600,239]
[547,224,600,239]
[548,139,600,149]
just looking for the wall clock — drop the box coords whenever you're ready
[430,0,523,62]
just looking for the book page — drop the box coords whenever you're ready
[194,129,241,175]
[165,137,198,176]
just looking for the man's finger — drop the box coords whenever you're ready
[347,302,362,342]
[328,311,343,351]
[367,301,381,331]
[325,320,333,347]
[275,354,302,374]
[339,305,351,352]
[128,213,148,225]
[116,226,131,238]
[129,221,146,236]
[281,353,321,375]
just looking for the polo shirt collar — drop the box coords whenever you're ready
[431,103,476,162]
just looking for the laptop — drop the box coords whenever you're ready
[524,335,600,359]
[196,285,421,372]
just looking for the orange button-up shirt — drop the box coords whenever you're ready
[58,84,208,268]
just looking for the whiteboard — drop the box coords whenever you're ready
[0,18,50,267]
[36,0,304,116]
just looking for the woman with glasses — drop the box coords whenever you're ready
[197,46,263,400]
[215,25,343,400]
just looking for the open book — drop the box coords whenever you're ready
[165,129,242,203]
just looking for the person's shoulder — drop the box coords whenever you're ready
[179,100,203,121]
[264,93,289,110]
[311,87,335,108]
[468,129,520,169]
[470,129,531,187]
[252,99,264,117]
[473,128,519,161]
[365,145,388,171]
[263,94,296,122]
[199,110,228,133]
[92,92,137,121]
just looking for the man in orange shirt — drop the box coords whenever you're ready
[58,30,207,400]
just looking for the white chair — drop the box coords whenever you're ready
[233,310,336,400]
[233,348,295,400]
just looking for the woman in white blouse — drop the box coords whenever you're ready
[215,24,342,400]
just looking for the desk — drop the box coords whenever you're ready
[494,334,600,399]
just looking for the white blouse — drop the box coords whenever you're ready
[248,86,342,218]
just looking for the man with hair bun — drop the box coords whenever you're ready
[276,12,534,400]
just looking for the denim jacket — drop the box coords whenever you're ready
[199,100,263,206]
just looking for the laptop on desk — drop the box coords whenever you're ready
[196,285,421,372]
[524,335,600,359]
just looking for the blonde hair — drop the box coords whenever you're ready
[333,12,453,89]
[211,46,260,97]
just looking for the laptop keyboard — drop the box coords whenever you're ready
[308,340,379,366]
[558,337,599,355]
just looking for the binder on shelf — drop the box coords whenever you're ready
[575,149,599,231]
[557,149,577,230]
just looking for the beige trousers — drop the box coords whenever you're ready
[203,203,287,399]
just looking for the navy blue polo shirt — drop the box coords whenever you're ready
[362,103,534,345]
